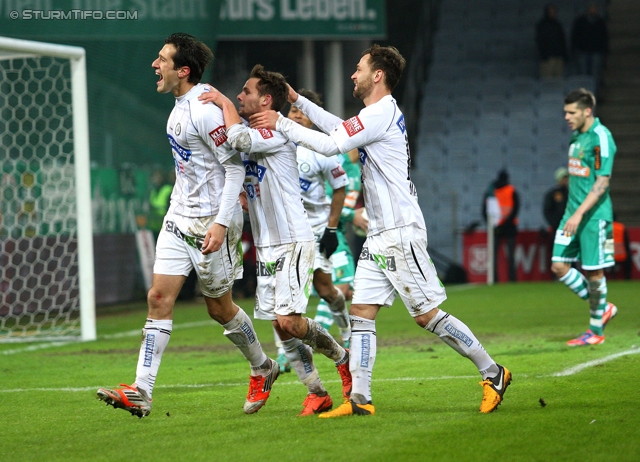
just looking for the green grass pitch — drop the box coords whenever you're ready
[1,281,639,461]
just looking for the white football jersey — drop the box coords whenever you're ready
[226,124,314,247]
[297,145,348,231]
[294,94,425,235]
[166,83,242,223]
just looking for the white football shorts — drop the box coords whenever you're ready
[254,240,315,320]
[352,224,447,315]
[154,210,244,298]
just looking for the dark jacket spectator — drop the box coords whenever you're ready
[536,4,569,77]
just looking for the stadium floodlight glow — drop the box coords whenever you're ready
[0,36,96,343]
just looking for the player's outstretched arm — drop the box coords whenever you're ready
[250,111,342,157]
[293,94,343,134]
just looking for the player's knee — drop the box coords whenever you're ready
[551,262,569,278]
[414,308,439,329]
[277,315,306,338]
[146,287,175,317]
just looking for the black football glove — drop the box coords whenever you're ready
[319,227,339,258]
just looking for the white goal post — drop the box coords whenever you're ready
[0,36,95,342]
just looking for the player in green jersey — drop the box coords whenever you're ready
[551,88,618,346]
[313,148,367,348]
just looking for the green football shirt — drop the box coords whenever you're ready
[326,152,362,234]
[565,117,616,222]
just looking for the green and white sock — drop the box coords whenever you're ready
[559,268,589,300]
[314,300,334,331]
[588,277,607,336]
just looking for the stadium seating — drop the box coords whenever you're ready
[415,0,603,259]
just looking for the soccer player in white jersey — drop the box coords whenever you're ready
[251,44,511,416]
[96,34,279,418]
[270,89,352,414]
[198,65,352,416]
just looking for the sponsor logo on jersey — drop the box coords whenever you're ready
[256,257,285,277]
[299,177,311,192]
[165,221,205,249]
[397,114,406,134]
[343,116,364,137]
[594,146,601,170]
[244,160,267,182]
[240,321,256,344]
[209,125,227,147]
[143,333,155,367]
[167,134,192,161]
[359,246,396,271]
[331,165,346,178]
[358,147,368,165]
[258,128,274,139]
[568,157,590,177]
[444,323,474,347]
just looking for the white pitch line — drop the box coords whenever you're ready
[551,346,640,377]
[0,376,478,394]
[1,321,217,355]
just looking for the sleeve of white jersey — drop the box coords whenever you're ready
[227,123,291,154]
[215,155,245,227]
[327,103,389,153]
[276,103,390,156]
[317,154,349,191]
[294,94,344,134]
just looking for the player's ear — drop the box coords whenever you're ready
[262,93,272,108]
[178,66,190,78]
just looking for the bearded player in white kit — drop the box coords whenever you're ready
[198,65,352,416]
[251,44,511,416]
[96,34,279,418]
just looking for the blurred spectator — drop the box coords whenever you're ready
[536,4,569,78]
[571,3,609,79]
[543,166,569,232]
[482,169,520,282]
[148,169,174,240]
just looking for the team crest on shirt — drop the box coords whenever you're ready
[299,162,311,173]
[331,165,346,178]
[175,123,181,135]
[343,116,364,137]
[258,128,274,139]
[209,125,227,147]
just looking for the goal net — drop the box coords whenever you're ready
[0,37,95,343]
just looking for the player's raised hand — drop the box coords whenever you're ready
[202,223,226,254]
[249,110,279,130]
[198,86,230,108]
[287,84,298,103]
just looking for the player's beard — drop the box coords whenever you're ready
[353,74,373,99]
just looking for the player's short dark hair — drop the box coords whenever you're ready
[297,89,323,107]
[564,88,596,110]
[249,64,288,112]
[362,44,406,92]
[165,33,213,84]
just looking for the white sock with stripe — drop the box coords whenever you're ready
[349,315,376,404]
[222,308,269,376]
[134,318,172,398]
[282,337,326,395]
[425,310,498,380]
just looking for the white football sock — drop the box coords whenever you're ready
[222,308,268,375]
[282,337,325,395]
[301,317,345,363]
[425,310,498,380]
[349,315,376,404]
[273,325,286,356]
[134,319,172,398]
